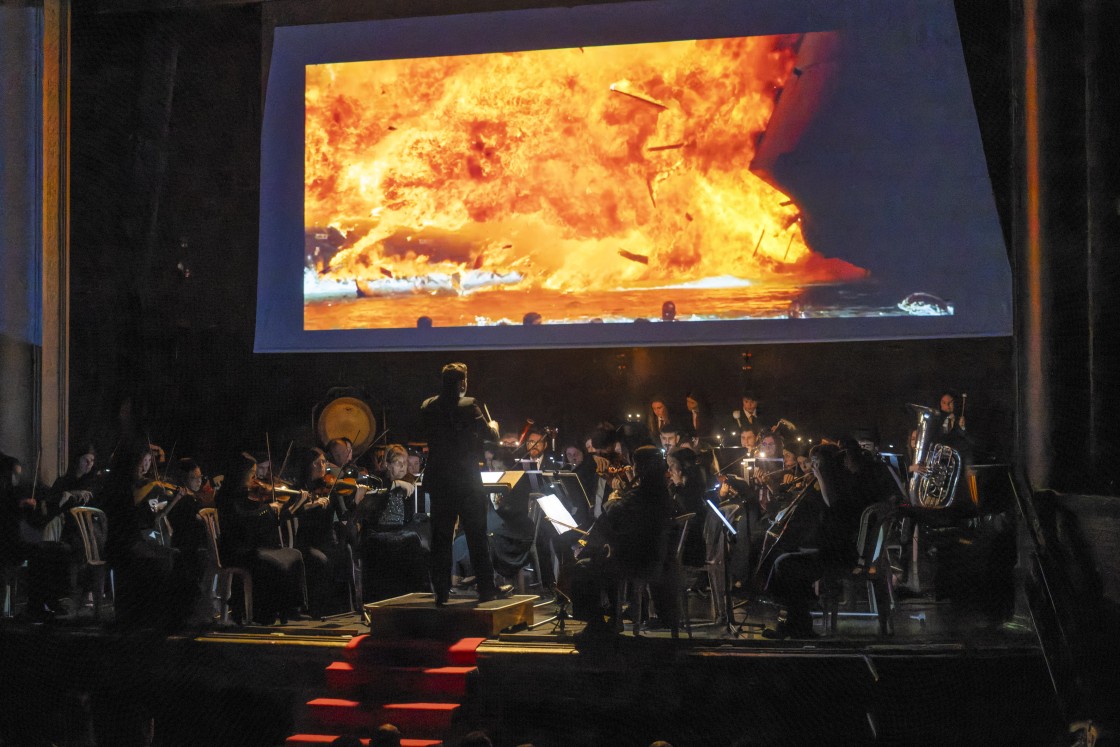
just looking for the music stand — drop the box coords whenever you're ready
[705,498,744,637]
[527,494,581,637]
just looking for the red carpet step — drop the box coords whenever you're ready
[342,634,486,667]
[326,661,476,698]
[285,735,441,747]
[307,698,459,737]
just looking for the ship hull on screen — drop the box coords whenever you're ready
[257,0,1012,351]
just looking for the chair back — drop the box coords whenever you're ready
[199,507,223,570]
[281,518,298,549]
[856,501,896,567]
[42,515,65,543]
[69,507,108,565]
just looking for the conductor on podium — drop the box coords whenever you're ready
[421,362,513,606]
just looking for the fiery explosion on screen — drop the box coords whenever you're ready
[304,34,866,327]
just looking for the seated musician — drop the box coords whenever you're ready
[101,439,201,628]
[164,457,211,583]
[762,439,900,638]
[46,444,100,569]
[215,453,306,625]
[659,423,684,454]
[1,452,71,621]
[294,447,352,618]
[47,444,99,516]
[684,390,717,446]
[572,445,679,637]
[667,446,707,567]
[325,437,354,475]
[351,444,429,602]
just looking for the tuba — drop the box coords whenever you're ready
[907,404,961,508]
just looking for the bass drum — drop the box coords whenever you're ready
[314,388,377,456]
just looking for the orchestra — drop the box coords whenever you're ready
[0,371,982,639]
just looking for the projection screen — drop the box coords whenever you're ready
[256,0,1012,352]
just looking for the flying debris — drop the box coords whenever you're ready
[618,249,649,265]
[472,253,484,270]
[379,267,394,278]
[647,142,686,152]
[609,82,668,110]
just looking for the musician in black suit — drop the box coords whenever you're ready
[762,440,899,638]
[421,362,512,606]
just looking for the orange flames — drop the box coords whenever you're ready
[305,34,865,313]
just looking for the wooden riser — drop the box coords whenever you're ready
[363,593,536,639]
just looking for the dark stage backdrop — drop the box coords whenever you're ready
[68,1,1016,475]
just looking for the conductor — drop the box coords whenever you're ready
[421,362,513,606]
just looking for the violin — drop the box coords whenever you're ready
[247,477,305,504]
[133,479,184,506]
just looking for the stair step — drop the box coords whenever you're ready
[285,735,441,747]
[326,661,476,698]
[342,634,486,667]
[307,698,459,736]
[447,637,486,666]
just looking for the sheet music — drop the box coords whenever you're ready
[534,493,579,535]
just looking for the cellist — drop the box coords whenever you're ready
[761,439,898,639]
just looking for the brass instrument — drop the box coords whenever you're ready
[907,403,961,508]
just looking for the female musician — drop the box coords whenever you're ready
[46,445,99,516]
[101,439,200,628]
[684,390,716,445]
[164,457,210,583]
[215,453,306,625]
[936,390,974,459]
[575,445,679,636]
[353,444,429,602]
[294,447,352,618]
[647,395,677,445]
[666,446,707,567]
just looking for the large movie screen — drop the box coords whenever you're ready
[257,0,1012,351]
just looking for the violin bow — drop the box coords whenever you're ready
[276,441,294,484]
[29,447,42,504]
[266,433,277,504]
[353,428,389,464]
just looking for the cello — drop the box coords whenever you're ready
[750,471,823,592]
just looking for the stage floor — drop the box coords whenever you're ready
[0,584,1058,747]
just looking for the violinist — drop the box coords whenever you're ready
[294,447,351,618]
[129,445,184,543]
[352,444,429,602]
[164,458,210,583]
[101,439,201,628]
[1,451,71,621]
[216,453,306,625]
